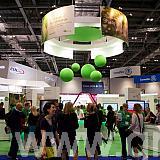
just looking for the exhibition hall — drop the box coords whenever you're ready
[0,0,160,160]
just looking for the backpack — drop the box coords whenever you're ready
[34,113,45,146]
[5,110,13,127]
[4,110,13,134]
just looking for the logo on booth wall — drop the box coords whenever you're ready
[10,67,24,74]
[151,75,157,82]
[45,76,55,82]
[124,67,133,75]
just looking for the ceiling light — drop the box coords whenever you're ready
[52,5,56,8]
[142,66,146,69]
[40,11,43,14]
[0,15,1,18]
[118,7,122,10]
[154,59,158,62]
[129,13,133,16]
[150,18,154,21]
[134,37,137,40]
[146,18,150,21]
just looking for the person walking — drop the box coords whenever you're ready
[106,105,115,141]
[129,104,148,160]
[60,102,79,160]
[117,103,131,160]
[40,103,59,159]
[8,102,25,160]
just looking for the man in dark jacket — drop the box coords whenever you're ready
[8,102,25,160]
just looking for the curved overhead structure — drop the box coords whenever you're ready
[42,5,128,59]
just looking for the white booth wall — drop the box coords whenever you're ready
[57,77,160,97]
[140,82,160,96]
[110,78,136,95]
[56,77,109,94]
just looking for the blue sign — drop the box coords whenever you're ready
[82,81,104,94]
[134,74,160,83]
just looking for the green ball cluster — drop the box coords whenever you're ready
[60,55,106,82]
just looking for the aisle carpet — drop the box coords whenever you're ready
[0,156,160,160]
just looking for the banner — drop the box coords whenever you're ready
[110,66,141,78]
[0,60,57,87]
[42,5,74,43]
[82,81,104,94]
[101,7,128,43]
[134,74,160,83]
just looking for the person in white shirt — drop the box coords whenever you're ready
[75,105,84,120]
[129,103,148,160]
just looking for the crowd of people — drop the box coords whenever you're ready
[4,100,160,160]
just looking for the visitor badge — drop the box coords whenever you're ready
[51,137,56,145]
[125,122,129,125]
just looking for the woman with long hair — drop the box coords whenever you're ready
[61,102,79,160]
[106,105,115,141]
[129,103,148,160]
[84,103,99,160]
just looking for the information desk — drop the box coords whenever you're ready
[143,124,160,152]
[0,120,10,140]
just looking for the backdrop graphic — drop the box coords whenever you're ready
[101,7,128,43]
[82,81,104,94]
[41,5,74,43]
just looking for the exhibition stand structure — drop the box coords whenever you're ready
[0,60,58,140]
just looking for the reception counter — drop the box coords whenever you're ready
[143,124,160,152]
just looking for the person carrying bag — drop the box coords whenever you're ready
[40,103,60,160]
[128,104,148,160]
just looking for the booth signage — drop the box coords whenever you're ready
[9,67,24,74]
[82,81,104,94]
[110,66,141,78]
[0,60,57,87]
[134,74,160,83]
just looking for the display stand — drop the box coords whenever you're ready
[143,124,160,152]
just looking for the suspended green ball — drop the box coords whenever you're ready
[60,68,74,82]
[90,70,102,82]
[94,55,107,67]
[71,63,80,72]
[81,64,95,79]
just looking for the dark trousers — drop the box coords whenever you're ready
[118,127,128,158]
[107,124,114,139]
[8,132,19,159]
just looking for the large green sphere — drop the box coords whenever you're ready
[90,70,102,82]
[60,68,74,82]
[71,63,80,72]
[81,64,95,79]
[94,55,107,67]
